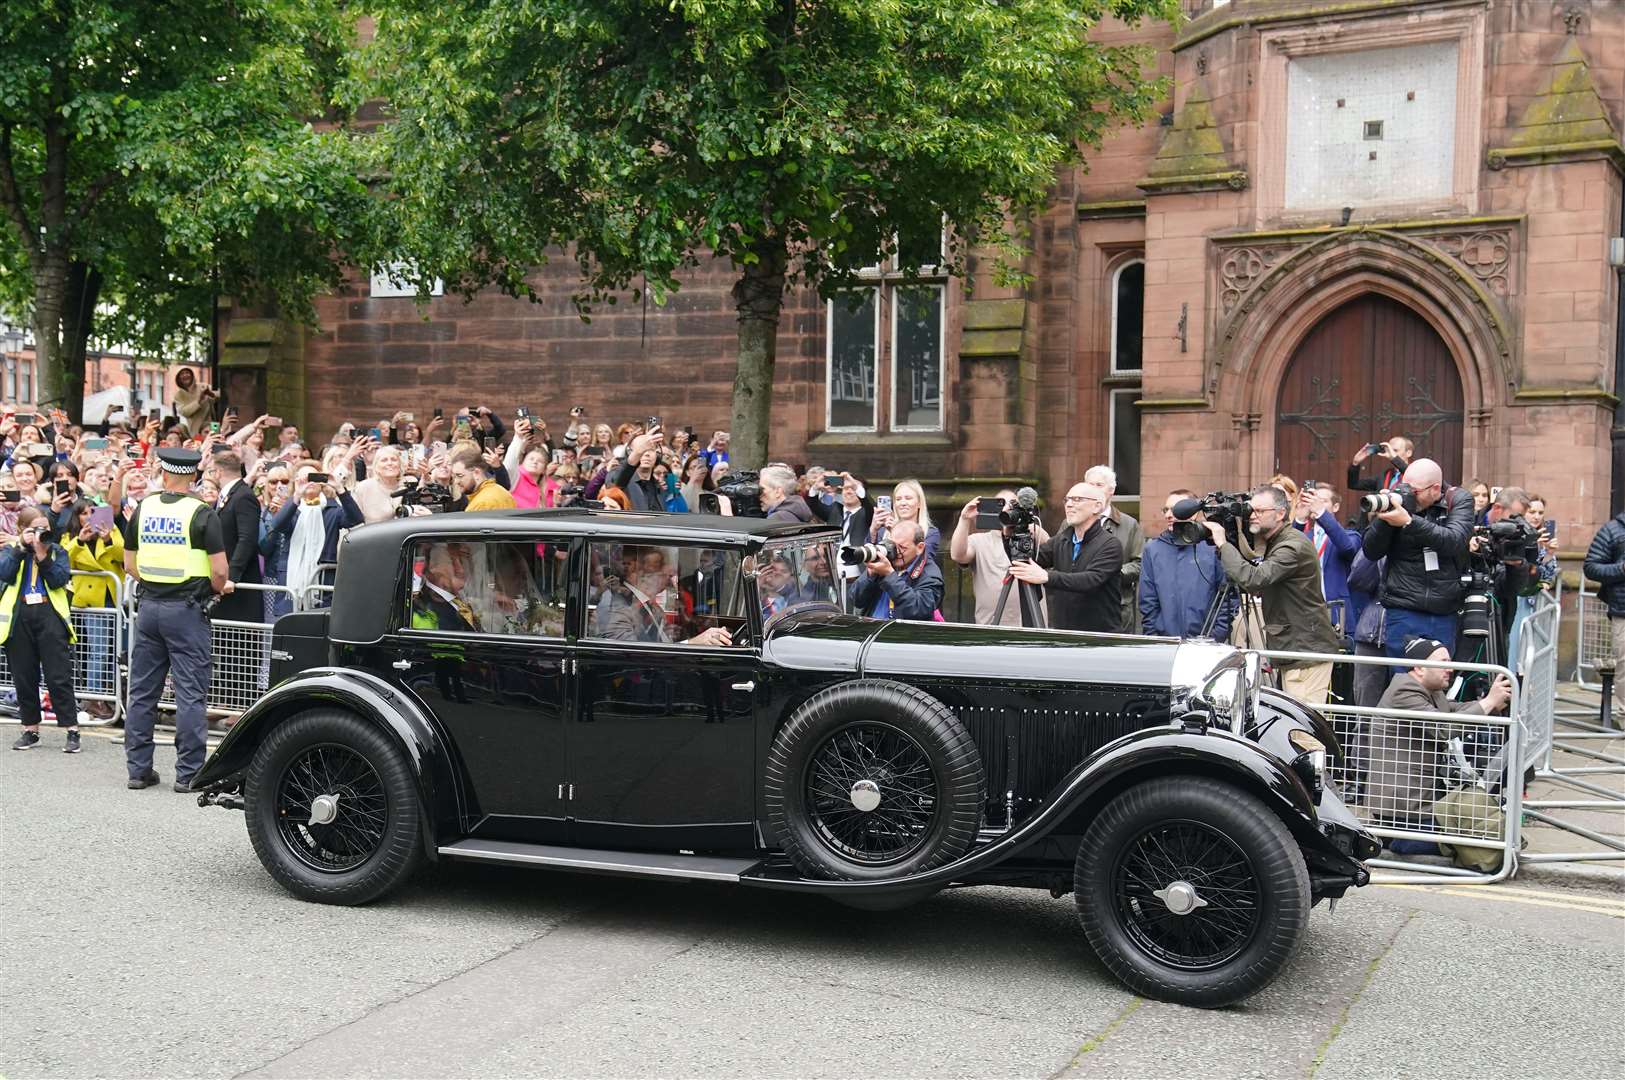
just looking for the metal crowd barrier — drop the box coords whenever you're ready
[141,583,298,716]
[1259,646,1522,884]
[1573,578,1613,687]
[0,570,124,727]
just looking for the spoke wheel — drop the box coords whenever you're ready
[805,722,938,866]
[1074,777,1310,1008]
[245,709,423,906]
[1113,819,1261,970]
[274,743,390,873]
[765,680,983,885]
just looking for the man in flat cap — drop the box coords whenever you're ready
[123,447,232,791]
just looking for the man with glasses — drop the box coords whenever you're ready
[1007,482,1121,633]
[1360,458,1473,659]
[1203,484,1343,704]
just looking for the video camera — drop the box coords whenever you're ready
[840,540,899,567]
[1473,516,1540,563]
[390,477,456,515]
[1168,491,1251,545]
[1360,484,1416,515]
[717,470,763,518]
[993,486,1043,562]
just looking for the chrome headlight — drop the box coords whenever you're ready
[1202,667,1242,726]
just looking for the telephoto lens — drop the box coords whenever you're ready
[839,541,899,566]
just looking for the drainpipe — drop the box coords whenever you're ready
[1613,180,1625,513]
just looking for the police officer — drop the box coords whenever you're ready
[122,448,231,791]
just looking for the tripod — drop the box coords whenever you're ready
[991,572,1048,629]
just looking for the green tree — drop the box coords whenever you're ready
[0,0,374,420]
[367,0,1175,466]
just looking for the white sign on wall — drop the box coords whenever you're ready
[1285,41,1458,210]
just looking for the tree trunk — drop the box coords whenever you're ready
[58,261,102,423]
[729,237,789,470]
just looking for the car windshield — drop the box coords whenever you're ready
[756,537,843,627]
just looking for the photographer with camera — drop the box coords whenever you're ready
[1142,489,1235,640]
[1204,485,1343,703]
[1293,483,1360,637]
[1359,458,1474,658]
[848,522,943,622]
[810,473,872,581]
[1473,486,1540,668]
[951,488,1050,627]
[759,464,816,524]
[1007,482,1120,633]
[3,507,83,754]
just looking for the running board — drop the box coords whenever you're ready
[437,839,761,883]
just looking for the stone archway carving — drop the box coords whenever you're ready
[1206,228,1515,487]
[1209,228,1517,409]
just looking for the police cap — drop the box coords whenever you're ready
[156,448,203,476]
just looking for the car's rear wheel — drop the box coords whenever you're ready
[764,680,983,882]
[245,708,423,905]
[1074,777,1309,1008]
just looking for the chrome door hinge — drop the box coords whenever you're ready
[557,782,575,801]
[563,656,577,676]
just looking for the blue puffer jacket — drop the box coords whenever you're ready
[1139,532,1235,640]
[1584,512,1625,618]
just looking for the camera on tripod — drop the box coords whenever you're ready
[1000,487,1043,562]
[1360,484,1416,515]
[840,540,898,566]
[1168,491,1251,545]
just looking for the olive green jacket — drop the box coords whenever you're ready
[1216,523,1341,665]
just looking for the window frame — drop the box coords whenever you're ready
[579,538,758,652]
[394,534,575,644]
[824,287,882,434]
[824,228,951,436]
[888,283,947,433]
[1107,387,1142,500]
[1109,258,1145,376]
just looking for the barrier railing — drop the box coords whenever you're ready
[138,583,297,717]
[0,570,124,727]
[1573,578,1613,687]
[1258,647,1522,884]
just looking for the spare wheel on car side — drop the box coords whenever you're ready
[764,680,984,881]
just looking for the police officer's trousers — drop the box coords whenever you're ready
[125,597,212,783]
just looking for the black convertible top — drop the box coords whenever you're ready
[328,508,838,643]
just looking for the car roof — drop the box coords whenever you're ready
[343,507,838,557]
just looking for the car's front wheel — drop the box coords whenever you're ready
[244,708,423,905]
[1074,777,1309,1008]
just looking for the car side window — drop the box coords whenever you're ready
[585,542,749,646]
[403,539,569,638]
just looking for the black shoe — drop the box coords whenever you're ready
[127,770,160,790]
[63,730,81,754]
[11,730,39,750]
[173,779,194,793]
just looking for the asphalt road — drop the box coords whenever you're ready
[3,730,1622,1080]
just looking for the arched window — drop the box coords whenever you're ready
[1110,259,1144,374]
[1107,257,1144,497]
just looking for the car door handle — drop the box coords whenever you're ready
[731,681,755,692]
[392,659,413,671]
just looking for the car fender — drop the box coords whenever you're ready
[743,724,1320,897]
[191,668,461,856]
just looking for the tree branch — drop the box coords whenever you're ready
[72,170,121,224]
[0,123,39,258]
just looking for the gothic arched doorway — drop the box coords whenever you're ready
[1275,293,1464,509]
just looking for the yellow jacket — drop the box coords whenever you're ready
[466,478,517,512]
[63,532,125,608]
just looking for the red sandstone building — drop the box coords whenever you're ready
[220,0,1624,550]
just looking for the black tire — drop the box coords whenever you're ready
[244,708,423,905]
[1074,777,1310,1008]
[764,680,983,881]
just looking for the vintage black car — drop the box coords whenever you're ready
[194,509,1377,1007]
